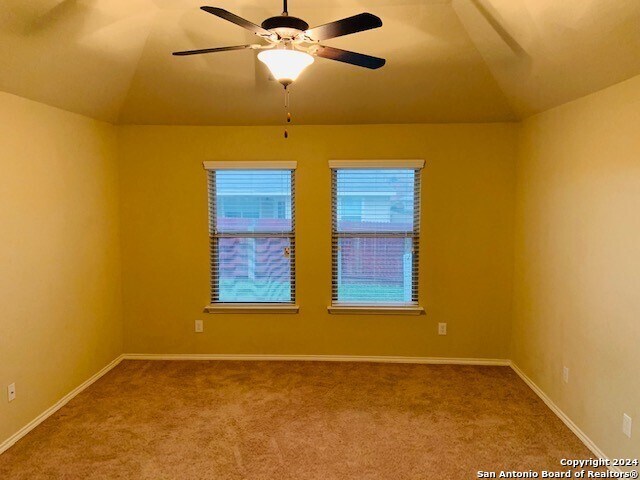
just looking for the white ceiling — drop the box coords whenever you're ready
[1,0,639,125]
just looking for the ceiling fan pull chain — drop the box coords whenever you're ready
[283,86,292,139]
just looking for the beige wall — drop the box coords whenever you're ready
[513,75,640,458]
[118,124,517,359]
[0,92,123,444]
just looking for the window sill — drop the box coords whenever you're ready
[204,304,299,314]
[327,305,425,315]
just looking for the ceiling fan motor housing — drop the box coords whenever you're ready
[261,16,309,39]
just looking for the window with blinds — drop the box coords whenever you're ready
[330,161,424,306]
[205,163,296,304]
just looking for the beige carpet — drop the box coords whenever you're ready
[0,361,600,479]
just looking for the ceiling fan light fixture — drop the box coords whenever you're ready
[258,49,314,86]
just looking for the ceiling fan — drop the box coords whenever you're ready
[172,0,386,87]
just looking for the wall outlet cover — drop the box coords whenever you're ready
[438,323,447,335]
[7,383,16,402]
[623,413,632,438]
[195,319,204,333]
[562,366,569,384]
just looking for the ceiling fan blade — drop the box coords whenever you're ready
[200,7,272,37]
[173,45,254,56]
[305,13,382,41]
[314,45,386,69]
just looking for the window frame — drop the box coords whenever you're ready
[203,161,298,314]
[328,160,425,315]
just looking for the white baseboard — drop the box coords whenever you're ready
[0,354,124,455]
[122,353,511,366]
[510,362,620,473]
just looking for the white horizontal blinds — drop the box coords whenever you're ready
[207,168,295,304]
[331,165,422,305]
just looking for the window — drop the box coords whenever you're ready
[204,161,297,312]
[330,160,424,313]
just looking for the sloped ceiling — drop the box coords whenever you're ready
[1,0,639,125]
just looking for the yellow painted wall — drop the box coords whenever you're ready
[0,92,123,444]
[513,75,640,458]
[118,124,517,358]
[3,72,639,460]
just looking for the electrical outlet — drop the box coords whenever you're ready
[563,366,569,384]
[622,414,632,438]
[195,319,204,333]
[7,383,16,402]
[438,323,447,335]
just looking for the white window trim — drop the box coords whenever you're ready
[327,305,424,315]
[205,304,299,314]
[204,161,297,313]
[329,159,425,314]
[328,159,425,170]
[204,161,297,171]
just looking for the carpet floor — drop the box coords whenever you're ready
[0,361,601,479]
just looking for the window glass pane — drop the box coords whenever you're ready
[336,237,414,304]
[215,170,292,233]
[218,237,292,303]
[336,169,415,233]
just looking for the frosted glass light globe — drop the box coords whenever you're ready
[258,49,314,85]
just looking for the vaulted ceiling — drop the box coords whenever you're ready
[1,0,639,125]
